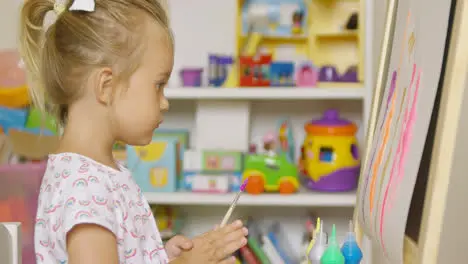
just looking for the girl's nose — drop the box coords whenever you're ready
[160,96,169,112]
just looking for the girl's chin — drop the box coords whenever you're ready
[125,134,153,146]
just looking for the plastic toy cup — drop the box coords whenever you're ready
[180,68,203,87]
[301,109,360,192]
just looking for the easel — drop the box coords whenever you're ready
[0,223,21,264]
[353,0,468,262]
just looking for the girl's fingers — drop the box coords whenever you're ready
[218,256,237,264]
[213,228,248,249]
[215,237,247,260]
[218,220,244,236]
[207,220,244,241]
[169,246,182,257]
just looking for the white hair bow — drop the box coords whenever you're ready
[43,0,95,31]
[69,0,95,12]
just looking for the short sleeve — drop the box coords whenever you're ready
[52,158,119,244]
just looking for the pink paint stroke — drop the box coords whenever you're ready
[379,65,421,254]
[388,68,421,210]
[387,64,417,211]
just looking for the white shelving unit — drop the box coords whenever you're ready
[153,0,374,262]
[165,87,366,100]
[145,190,356,207]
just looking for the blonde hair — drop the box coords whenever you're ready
[19,0,173,126]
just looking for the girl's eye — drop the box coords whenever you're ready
[155,82,166,89]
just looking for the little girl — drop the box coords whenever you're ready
[19,0,248,263]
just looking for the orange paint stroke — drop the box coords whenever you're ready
[367,10,412,216]
[369,96,395,212]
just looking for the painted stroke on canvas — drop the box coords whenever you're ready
[362,12,412,226]
[380,65,421,253]
[359,71,396,227]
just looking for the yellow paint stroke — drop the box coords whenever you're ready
[408,32,415,54]
[368,11,411,214]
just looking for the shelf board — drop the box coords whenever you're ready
[144,190,356,207]
[240,34,308,42]
[315,31,358,40]
[165,87,365,100]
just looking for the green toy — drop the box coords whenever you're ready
[242,152,299,195]
[321,225,345,264]
[25,107,57,134]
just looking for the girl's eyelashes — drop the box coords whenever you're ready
[155,82,167,90]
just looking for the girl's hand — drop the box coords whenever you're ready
[173,220,248,264]
[165,235,193,260]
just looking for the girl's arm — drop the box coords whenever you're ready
[67,224,119,264]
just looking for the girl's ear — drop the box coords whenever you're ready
[94,67,114,105]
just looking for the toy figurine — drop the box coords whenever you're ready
[263,132,276,157]
[291,10,304,34]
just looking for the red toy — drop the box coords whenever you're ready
[239,54,272,87]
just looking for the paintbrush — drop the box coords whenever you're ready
[220,178,249,227]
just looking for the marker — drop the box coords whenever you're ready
[308,218,327,264]
[341,221,363,264]
[220,178,249,227]
[320,224,344,264]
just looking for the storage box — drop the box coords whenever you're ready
[184,150,243,192]
[202,150,243,172]
[127,138,179,192]
[154,129,189,148]
[153,130,189,189]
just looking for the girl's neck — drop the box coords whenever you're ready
[55,112,118,170]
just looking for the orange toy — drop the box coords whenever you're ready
[0,50,30,108]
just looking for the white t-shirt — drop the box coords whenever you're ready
[34,153,169,264]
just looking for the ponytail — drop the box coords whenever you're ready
[18,0,54,113]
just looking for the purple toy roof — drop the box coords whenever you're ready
[309,109,353,126]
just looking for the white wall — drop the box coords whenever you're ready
[0,1,21,50]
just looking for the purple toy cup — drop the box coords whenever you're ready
[181,68,203,87]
